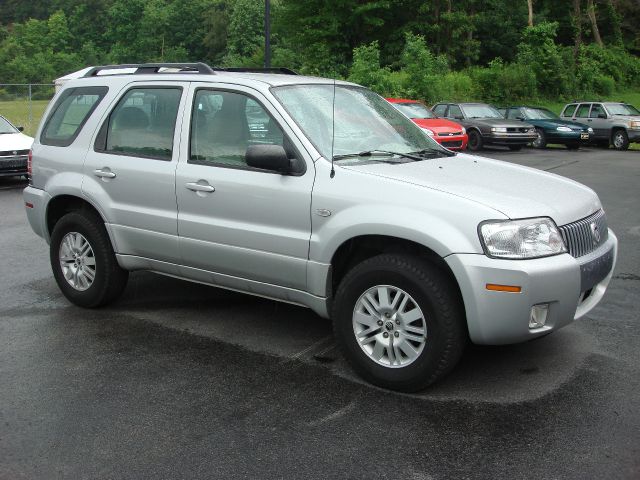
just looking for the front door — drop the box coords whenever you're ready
[588,103,610,140]
[83,83,188,265]
[175,84,314,291]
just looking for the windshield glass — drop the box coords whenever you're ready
[606,103,640,115]
[461,104,502,119]
[272,85,446,161]
[0,116,18,134]
[393,102,436,119]
[522,107,558,120]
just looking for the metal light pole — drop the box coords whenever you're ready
[264,0,271,68]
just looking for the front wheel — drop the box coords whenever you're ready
[50,211,128,308]
[612,129,629,151]
[467,130,483,151]
[532,128,547,148]
[332,254,466,392]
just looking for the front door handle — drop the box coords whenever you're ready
[94,168,116,179]
[185,181,215,193]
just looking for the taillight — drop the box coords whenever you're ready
[27,149,33,185]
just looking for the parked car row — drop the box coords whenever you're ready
[387,97,640,152]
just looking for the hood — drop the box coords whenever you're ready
[0,132,33,151]
[412,118,465,133]
[341,153,601,226]
[469,118,533,128]
[611,114,640,121]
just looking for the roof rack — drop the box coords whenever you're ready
[214,67,298,75]
[83,62,215,77]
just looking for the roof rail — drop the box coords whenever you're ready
[83,62,215,77]
[215,67,298,75]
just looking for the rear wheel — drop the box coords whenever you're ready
[332,254,466,392]
[612,129,629,151]
[467,130,483,151]
[508,144,523,151]
[50,211,128,308]
[532,128,547,148]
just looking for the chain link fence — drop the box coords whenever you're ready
[0,84,55,136]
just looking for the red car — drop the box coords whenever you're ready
[386,98,468,150]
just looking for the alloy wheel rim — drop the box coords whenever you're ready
[59,232,96,291]
[352,285,427,368]
[614,133,624,148]
[533,130,543,148]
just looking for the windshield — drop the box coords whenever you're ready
[606,103,640,116]
[522,107,558,120]
[0,116,18,134]
[272,85,447,161]
[392,102,436,119]
[461,104,503,119]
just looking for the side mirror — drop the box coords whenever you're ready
[17,126,24,132]
[454,115,464,120]
[246,144,292,174]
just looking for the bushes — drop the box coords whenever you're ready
[468,60,537,103]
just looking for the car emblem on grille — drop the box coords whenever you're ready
[590,222,601,244]
[12,151,17,155]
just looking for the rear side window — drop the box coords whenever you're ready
[95,87,182,161]
[41,86,108,146]
[575,104,591,118]
[561,104,577,117]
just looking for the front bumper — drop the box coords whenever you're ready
[484,133,537,145]
[546,130,590,144]
[446,230,617,345]
[0,154,28,177]
[434,134,468,151]
[628,129,640,143]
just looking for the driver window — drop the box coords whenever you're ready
[590,104,605,118]
[448,105,463,119]
[190,90,288,168]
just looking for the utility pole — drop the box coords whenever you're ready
[264,0,271,68]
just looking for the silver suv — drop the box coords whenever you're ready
[560,101,640,150]
[24,63,618,391]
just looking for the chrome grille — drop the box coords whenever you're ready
[559,210,608,258]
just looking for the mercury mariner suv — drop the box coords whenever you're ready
[24,63,617,392]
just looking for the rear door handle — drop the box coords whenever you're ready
[94,168,116,179]
[185,181,215,193]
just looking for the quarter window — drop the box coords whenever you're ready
[190,90,288,168]
[41,86,108,146]
[99,87,182,160]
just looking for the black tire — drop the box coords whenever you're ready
[532,128,547,149]
[611,129,630,151]
[566,142,580,150]
[508,144,523,151]
[467,130,483,151]
[50,211,128,308]
[332,254,467,392]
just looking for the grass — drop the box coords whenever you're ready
[0,99,50,137]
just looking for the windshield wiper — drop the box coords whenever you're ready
[333,150,423,162]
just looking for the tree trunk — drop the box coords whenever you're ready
[527,0,534,26]
[573,0,582,60]
[586,0,604,46]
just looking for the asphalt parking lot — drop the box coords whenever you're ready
[1,146,639,479]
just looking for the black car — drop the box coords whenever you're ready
[432,103,537,151]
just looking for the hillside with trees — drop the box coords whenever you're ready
[0,0,639,103]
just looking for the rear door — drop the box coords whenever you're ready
[571,103,591,129]
[175,83,315,291]
[83,82,188,266]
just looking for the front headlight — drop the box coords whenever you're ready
[491,127,507,133]
[461,127,466,135]
[556,126,572,132]
[630,121,640,129]
[421,127,435,136]
[588,127,594,133]
[479,217,567,259]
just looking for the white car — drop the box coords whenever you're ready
[0,115,33,177]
